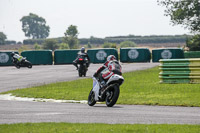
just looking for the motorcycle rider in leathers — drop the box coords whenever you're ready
[10,52,23,67]
[93,55,122,92]
[73,47,90,70]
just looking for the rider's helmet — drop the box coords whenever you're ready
[10,52,15,57]
[107,55,116,62]
[80,47,85,53]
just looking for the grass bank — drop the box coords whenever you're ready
[0,123,200,133]
[2,67,200,107]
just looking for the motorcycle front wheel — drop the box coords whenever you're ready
[25,61,32,68]
[105,84,120,107]
[88,90,96,106]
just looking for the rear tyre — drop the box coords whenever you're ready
[78,65,83,77]
[88,90,96,106]
[106,84,120,107]
[78,72,82,77]
[83,69,86,77]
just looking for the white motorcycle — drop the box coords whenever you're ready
[88,74,124,107]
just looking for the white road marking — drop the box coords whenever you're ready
[0,94,88,104]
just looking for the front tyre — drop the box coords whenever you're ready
[88,90,96,106]
[15,65,20,69]
[26,61,32,68]
[106,84,120,107]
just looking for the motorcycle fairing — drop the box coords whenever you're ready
[92,77,100,101]
[106,74,124,85]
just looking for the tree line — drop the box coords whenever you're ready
[22,35,189,45]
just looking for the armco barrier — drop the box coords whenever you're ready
[152,48,184,62]
[21,50,53,65]
[0,51,18,66]
[159,58,200,83]
[120,48,151,62]
[54,49,80,64]
[87,48,118,63]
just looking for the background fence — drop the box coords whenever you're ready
[87,48,118,63]
[152,48,184,62]
[120,48,151,62]
[54,49,80,64]
[0,51,18,66]
[21,50,53,65]
[1,48,199,66]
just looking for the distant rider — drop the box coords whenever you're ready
[10,52,23,66]
[73,47,90,70]
[93,55,122,90]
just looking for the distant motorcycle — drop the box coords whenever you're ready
[77,57,89,77]
[88,74,124,107]
[12,57,32,69]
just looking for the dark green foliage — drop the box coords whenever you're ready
[23,35,189,46]
[186,34,200,51]
[5,40,16,45]
[79,35,188,45]
[17,41,22,45]
[42,39,59,51]
[34,43,41,50]
[23,38,44,45]
[64,25,79,49]
[120,41,137,48]
[158,0,200,33]
[87,42,92,48]
[102,42,117,48]
[20,13,50,39]
[59,43,69,49]
[0,32,7,45]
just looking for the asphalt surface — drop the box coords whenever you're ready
[1,63,200,124]
[0,63,159,93]
[0,100,200,124]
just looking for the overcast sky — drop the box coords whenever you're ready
[0,0,190,42]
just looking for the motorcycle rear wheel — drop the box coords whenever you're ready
[105,84,120,107]
[88,90,96,106]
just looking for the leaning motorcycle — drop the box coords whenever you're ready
[77,57,88,77]
[88,74,124,107]
[12,57,32,69]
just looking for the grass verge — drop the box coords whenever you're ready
[0,123,200,133]
[1,66,200,107]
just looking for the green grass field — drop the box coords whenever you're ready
[0,123,200,133]
[2,66,200,107]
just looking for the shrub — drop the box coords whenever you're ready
[186,35,200,51]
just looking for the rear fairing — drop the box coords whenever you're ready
[106,74,124,85]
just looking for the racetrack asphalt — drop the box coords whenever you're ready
[1,63,200,124]
[0,63,159,93]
